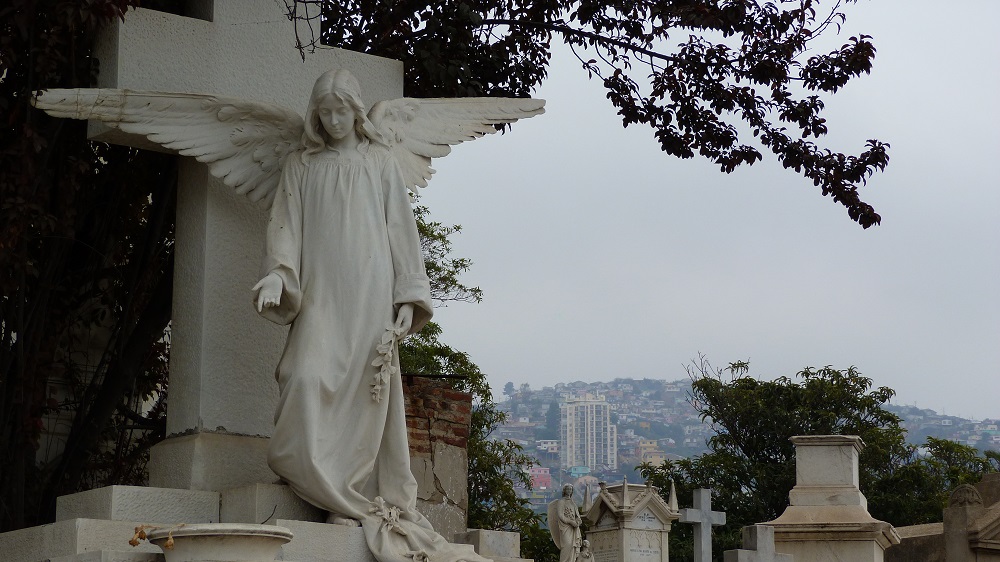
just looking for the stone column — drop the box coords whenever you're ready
[766,435,900,561]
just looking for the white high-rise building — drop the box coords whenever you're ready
[560,394,618,471]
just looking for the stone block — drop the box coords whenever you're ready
[0,518,160,562]
[786,436,867,508]
[220,483,323,524]
[792,435,861,483]
[148,432,276,491]
[275,519,376,562]
[453,529,521,558]
[56,485,220,524]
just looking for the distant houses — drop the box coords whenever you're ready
[499,377,999,510]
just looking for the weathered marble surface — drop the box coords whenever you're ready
[767,435,900,562]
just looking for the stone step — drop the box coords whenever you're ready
[0,518,160,562]
[1,505,535,562]
[56,485,220,524]
[48,552,160,562]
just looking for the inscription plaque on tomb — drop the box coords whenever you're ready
[634,509,661,530]
[593,548,618,562]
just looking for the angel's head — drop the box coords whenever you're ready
[302,68,385,155]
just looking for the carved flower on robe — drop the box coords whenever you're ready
[406,551,430,562]
[371,325,406,402]
[370,496,407,536]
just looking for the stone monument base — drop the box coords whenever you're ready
[766,436,900,562]
[0,485,532,562]
[767,505,900,562]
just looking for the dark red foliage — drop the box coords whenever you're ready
[295,0,889,228]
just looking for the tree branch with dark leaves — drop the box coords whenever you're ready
[289,0,888,227]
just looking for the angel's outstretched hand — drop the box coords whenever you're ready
[253,273,283,312]
[394,303,415,335]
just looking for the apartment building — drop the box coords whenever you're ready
[560,394,618,471]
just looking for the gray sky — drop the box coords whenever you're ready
[418,1,1000,420]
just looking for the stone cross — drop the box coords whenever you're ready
[89,0,403,491]
[723,526,792,562]
[680,488,726,562]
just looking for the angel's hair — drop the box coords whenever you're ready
[302,68,386,157]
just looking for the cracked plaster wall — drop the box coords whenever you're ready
[404,379,473,540]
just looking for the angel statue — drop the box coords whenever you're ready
[548,483,584,562]
[33,68,543,562]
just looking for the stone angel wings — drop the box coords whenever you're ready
[31,81,545,208]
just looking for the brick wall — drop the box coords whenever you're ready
[404,378,474,539]
[405,378,473,455]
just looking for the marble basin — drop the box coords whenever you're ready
[147,523,293,562]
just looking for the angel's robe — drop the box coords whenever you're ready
[259,144,486,562]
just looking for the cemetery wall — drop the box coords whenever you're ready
[888,474,1000,562]
[404,378,473,539]
[885,523,945,562]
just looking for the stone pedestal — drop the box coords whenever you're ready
[766,435,900,562]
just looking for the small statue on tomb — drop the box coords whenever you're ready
[32,69,544,562]
[578,539,593,561]
[549,483,584,562]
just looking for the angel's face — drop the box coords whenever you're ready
[316,96,356,143]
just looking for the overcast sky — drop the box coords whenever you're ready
[416,1,1000,420]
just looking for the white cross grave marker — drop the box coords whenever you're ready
[724,526,793,562]
[89,0,403,491]
[680,488,727,562]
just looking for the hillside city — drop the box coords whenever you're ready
[496,377,1000,513]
